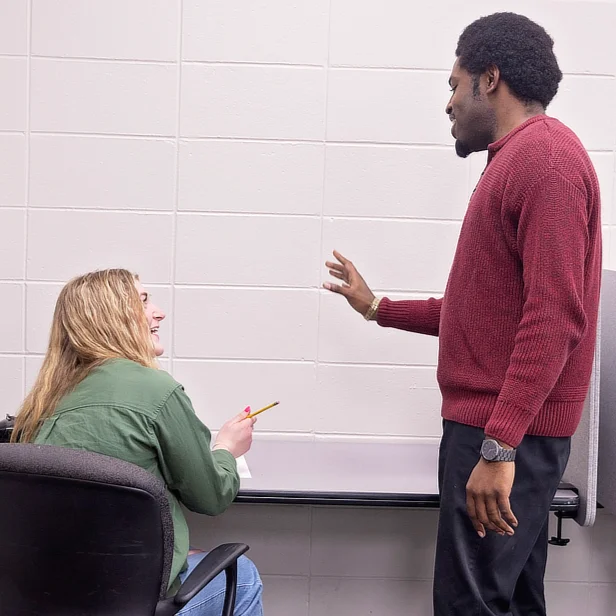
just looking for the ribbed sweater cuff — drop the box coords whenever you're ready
[484,400,536,448]
[376,297,441,335]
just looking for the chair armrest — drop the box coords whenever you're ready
[174,543,249,607]
[0,415,15,443]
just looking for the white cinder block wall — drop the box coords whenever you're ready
[1,0,616,613]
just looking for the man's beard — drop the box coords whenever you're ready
[455,139,472,159]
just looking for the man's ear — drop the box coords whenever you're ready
[485,65,500,95]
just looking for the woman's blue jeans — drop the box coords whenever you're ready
[177,552,263,615]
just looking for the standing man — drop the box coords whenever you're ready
[324,13,601,616]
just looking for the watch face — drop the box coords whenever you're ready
[481,439,499,461]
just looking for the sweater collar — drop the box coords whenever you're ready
[487,114,548,161]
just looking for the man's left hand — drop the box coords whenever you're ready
[466,458,518,538]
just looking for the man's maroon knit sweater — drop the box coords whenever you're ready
[377,115,602,447]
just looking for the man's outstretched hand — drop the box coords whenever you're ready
[323,250,376,317]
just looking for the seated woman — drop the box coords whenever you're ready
[13,269,263,615]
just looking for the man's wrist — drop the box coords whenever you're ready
[481,437,516,462]
[364,296,381,321]
[493,438,514,450]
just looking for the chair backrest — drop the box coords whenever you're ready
[0,443,174,616]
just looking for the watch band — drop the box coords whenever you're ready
[494,447,516,462]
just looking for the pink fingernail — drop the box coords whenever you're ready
[244,406,251,413]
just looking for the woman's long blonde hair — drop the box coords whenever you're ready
[13,269,157,443]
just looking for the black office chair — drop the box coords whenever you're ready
[0,442,249,616]
[0,414,14,442]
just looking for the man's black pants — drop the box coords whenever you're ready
[433,420,571,616]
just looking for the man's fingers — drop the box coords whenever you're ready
[474,496,502,535]
[328,269,346,282]
[466,493,486,538]
[332,250,349,265]
[323,282,350,296]
[486,498,513,535]
[497,494,518,529]
[325,261,344,273]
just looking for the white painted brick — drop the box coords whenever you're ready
[324,144,469,220]
[316,365,442,436]
[590,510,616,583]
[310,507,437,578]
[185,504,311,576]
[332,0,616,76]
[29,135,176,210]
[260,576,309,616]
[32,0,179,61]
[180,64,326,140]
[545,514,592,582]
[26,283,63,353]
[309,577,433,616]
[588,152,615,226]
[0,134,26,206]
[322,218,460,293]
[330,0,470,70]
[549,76,616,151]
[327,69,452,145]
[0,283,24,353]
[608,228,616,272]
[318,292,439,366]
[604,226,612,270]
[0,208,25,279]
[27,210,173,283]
[330,0,616,75]
[172,360,316,432]
[30,59,177,136]
[0,357,24,416]
[545,583,590,614]
[517,0,616,75]
[182,0,328,65]
[175,214,321,287]
[588,583,616,616]
[25,355,44,392]
[178,140,324,215]
[173,288,318,360]
[0,0,28,55]
[157,358,171,373]
[0,58,27,131]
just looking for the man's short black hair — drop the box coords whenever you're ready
[456,12,562,108]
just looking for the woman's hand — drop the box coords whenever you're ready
[213,409,256,458]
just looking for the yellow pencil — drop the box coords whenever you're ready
[245,401,279,419]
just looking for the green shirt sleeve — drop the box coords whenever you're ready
[152,385,239,516]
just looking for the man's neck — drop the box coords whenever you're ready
[493,102,545,142]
